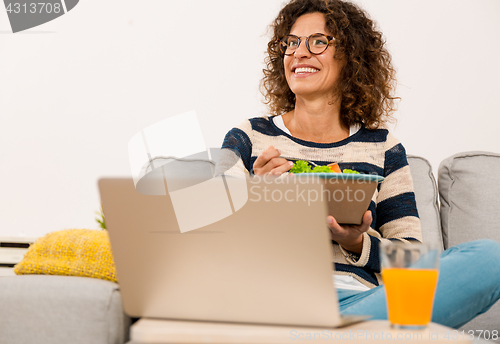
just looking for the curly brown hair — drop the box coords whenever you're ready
[261,0,398,129]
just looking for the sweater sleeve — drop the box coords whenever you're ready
[338,133,423,272]
[215,120,253,177]
[377,134,423,243]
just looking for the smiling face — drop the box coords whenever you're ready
[284,12,344,101]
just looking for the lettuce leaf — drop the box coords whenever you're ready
[342,169,360,174]
[289,160,360,174]
[311,165,333,173]
[289,160,312,173]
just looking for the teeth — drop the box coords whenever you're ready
[294,67,319,73]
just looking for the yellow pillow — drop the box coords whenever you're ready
[14,229,117,283]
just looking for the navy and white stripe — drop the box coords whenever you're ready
[217,115,422,288]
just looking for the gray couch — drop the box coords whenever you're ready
[0,151,499,344]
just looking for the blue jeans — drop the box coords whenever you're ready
[338,239,500,328]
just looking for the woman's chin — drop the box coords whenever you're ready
[292,89,335,102]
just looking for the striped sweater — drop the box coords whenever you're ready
[215,115,423,288]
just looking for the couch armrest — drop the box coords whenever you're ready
[407,155,442,249]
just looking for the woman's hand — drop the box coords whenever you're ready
[253,146,294,176]
[327,211,372,255]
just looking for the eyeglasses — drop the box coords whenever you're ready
[279,33,335,56]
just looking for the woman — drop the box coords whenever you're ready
[215,0,500,328]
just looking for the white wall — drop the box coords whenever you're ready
[1,0,499,238]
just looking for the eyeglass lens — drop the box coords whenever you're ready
[280,34,330,55]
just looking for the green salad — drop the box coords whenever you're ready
[342,169,361,174]
[289,160,360,174]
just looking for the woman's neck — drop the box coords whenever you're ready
[282,97,349,143]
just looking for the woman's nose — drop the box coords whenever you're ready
[294,40,311,58]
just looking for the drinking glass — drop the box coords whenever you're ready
[380,241,440,329]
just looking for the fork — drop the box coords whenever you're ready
[306,160,338,167]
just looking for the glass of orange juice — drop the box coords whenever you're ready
[380,241,440,329]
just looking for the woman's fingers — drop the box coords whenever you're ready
[255,158,292,175]
[253,146,293,176]
[356,211,372,234]
[327,215,342,233]
[254,157,284,175]
[253,146,279,168]
[269,160,294,175]
[326,215,342,240]
[362,210,373,228]
[327,210,372,242]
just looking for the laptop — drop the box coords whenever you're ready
[98,174,370,329]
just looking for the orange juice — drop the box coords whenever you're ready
[382,268,439,326]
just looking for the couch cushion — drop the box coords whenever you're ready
[0,275,130,344]
[439,151,500,249]
[407,155,443,249]
[439,151,500,338]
